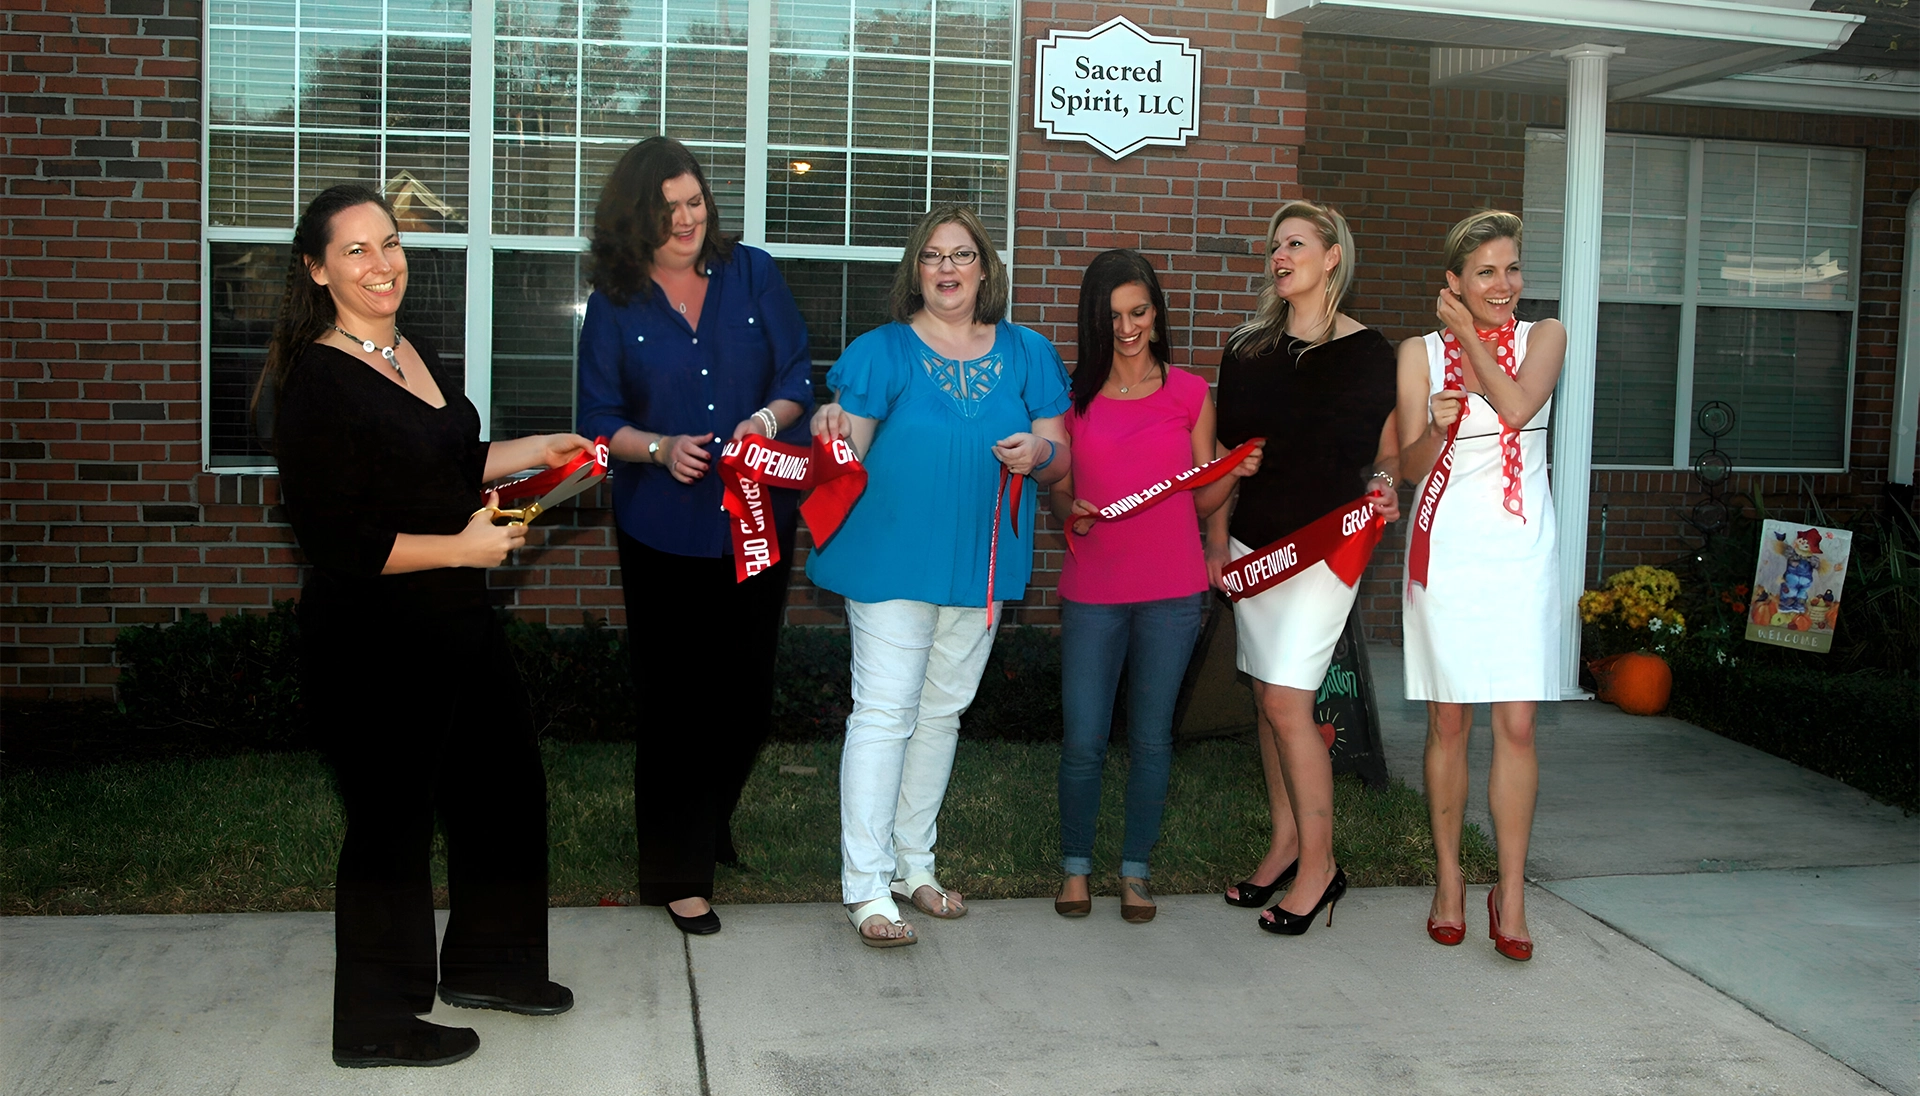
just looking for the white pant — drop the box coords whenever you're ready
[840,599,998,906]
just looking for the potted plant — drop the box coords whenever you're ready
[1578,565,1687,715]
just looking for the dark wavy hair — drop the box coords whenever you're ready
[589,137,733,307]
[1071,249,1173,415]
[252,184,398,450]
[887,205,1007,324]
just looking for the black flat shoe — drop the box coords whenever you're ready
[1259,867,1347,936]
[668,907,722,935]
[1224,859,1299,908]
[437,980,574,1016]
[333,1020,479,1069]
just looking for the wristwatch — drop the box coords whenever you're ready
[648,436,665,463]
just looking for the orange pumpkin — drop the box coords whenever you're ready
[1790,613,1813,632]
[1750,596,1773,625]
[1591,651,1671,716]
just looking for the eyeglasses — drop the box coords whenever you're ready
[917,248,980,268]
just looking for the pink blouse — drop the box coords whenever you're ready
[1059,366,1211,604]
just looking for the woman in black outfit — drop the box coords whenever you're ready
[1207,199,1401,935]
[259,184,585,1068]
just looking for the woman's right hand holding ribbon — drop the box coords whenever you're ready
[1429,390,1465,435]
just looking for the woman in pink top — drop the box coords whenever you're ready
[1047,250,1260,923]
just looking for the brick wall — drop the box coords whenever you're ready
[1299,35,1920,640]
[2,0,211,698]
[782,0,1307,631]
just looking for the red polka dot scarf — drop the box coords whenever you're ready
[1438,318,1525,521]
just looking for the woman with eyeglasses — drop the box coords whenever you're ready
[807,206,1071,948]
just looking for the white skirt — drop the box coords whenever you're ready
[1229,537,1356,691]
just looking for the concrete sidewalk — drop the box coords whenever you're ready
[4,646,1915,1095]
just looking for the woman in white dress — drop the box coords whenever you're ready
[1395,210,1565,961]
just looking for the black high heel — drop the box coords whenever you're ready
[1223,859,1299,908]
[1258,867,1346,935]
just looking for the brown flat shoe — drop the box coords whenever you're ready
[1055,874,1091,917]
[1120,876,1156,924]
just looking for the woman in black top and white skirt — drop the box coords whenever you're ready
[1209,200,1401,935]
[258,184,587,1068]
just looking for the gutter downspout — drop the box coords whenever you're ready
[1551,44,1622,699]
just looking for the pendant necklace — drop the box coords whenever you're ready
[1117,369,1157,395]
[334,324,405,381]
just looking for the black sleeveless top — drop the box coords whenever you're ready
[1215,327,1398,548]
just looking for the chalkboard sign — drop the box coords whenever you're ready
[1173,595,1390,789]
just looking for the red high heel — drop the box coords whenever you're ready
[1426,880,1465,945]
[1487,888,1533,962]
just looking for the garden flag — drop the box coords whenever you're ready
[1745,520,1852,654]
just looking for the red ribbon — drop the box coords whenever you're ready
[486,436,611,515]
[986,465,1024,628]
[1219,496,1384,603]
[717,433,869,583]
[1410,318,1522,591]
[1068,437,1265,557]
[1407,410,1460,591]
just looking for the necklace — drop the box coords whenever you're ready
[333,324,405,381]
[1115,370,1159,395]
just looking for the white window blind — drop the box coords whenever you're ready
[1522,130,1862,472]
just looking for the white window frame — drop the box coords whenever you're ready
[202,0,1020,473]
[1525,128,1863,475]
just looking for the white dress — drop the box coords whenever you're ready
[1402,322,1560,703]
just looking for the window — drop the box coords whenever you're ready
[1521,131,1863,472]
[204,0,1016,469]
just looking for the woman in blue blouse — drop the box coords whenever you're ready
[808,206,1072,947]
[577,137,814,936]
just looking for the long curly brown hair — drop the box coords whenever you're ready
[589,137,734,307]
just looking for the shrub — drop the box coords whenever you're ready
[1668,644,1919,813]
[112,602,307,752]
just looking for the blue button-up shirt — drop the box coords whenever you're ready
[577,243,814,557]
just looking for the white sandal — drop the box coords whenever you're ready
[891,872,967,919]
[846,895,916,948]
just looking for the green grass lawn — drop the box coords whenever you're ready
[2,738,1495,915]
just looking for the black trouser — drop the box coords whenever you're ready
[617,525,793,904]
[302,599,550,1044]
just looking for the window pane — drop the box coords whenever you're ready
[854,0,930,55]
[1699,141,1861,302]
[298,132,381,199]
[385,135,470,232]
[850,152,928,242]
[388,0,470,35]
[302,34,386,129]
[496,38,580,139]
[935,0,1011,61]
[1592,303,1679,466]
[397,248,470,392]
[389,38,473,130]
[209,242,289,465]
[663,50,748,142]
[495,138,580,234]
[1598,137,1686,298]
[493,252,585,439]
[303,0,384,31]
[210,29,295,125]
[931,156,1006,244]
[773,258,895,388]
[773,0,849,49]
[851,56,929,149]
[1520,130,1565,299]
[209,131,295,227]
[1691,308,1849,467]
[669,0,743,43]
[583,44,664,139]
[767,151,849,244]
[770,54,849,147]
[932,62,1008,155]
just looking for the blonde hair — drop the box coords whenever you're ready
[1229,199,1356,360]
[1443,210,1523,275]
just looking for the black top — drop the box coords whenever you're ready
[1215,327,1398,548]
[274,335,492,616]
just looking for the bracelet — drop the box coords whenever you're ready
[754,407,779,437]
[1368,470,1394,490]
[1033,437,1057,473]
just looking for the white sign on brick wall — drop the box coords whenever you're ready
[1032,16,1202,161]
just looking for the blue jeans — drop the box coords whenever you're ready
[1058,593,1205,880]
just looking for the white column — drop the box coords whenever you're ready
[465,0,497,437]
[1892,190,1920,486]
[743,0,771,245]
[1549,43,1621,699]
